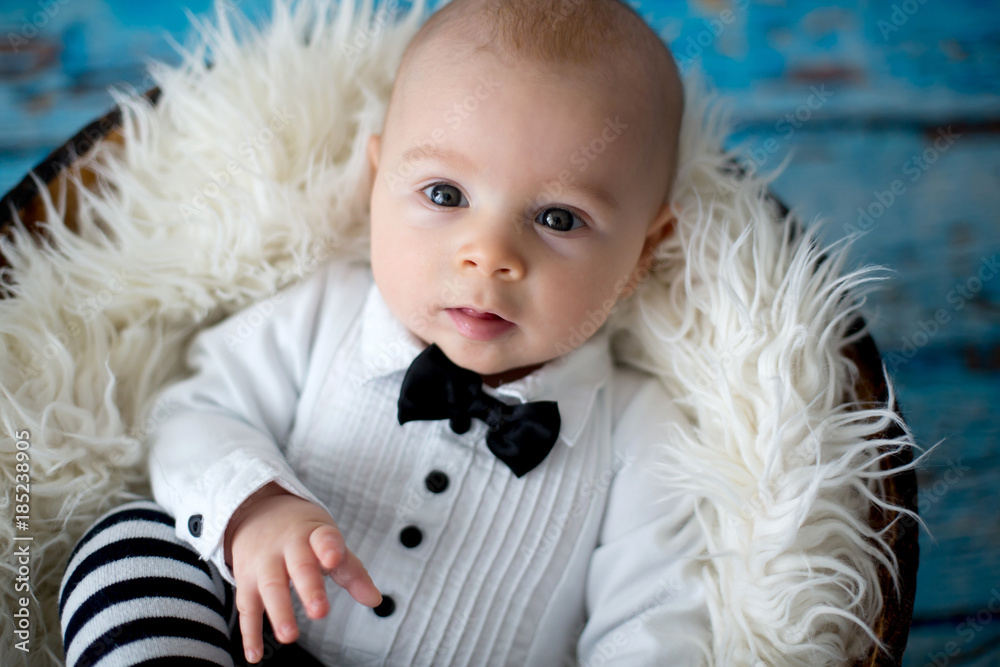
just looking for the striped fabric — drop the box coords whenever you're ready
[59,500,238,667]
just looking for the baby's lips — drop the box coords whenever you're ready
[458,307,502,320]
[452,304,511,322]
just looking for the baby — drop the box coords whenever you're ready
[61,0,708,665]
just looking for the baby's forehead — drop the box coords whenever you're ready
[399,0,677,86]
[388,0,683,188]
[414,14,641,73]
[397,35,655,128]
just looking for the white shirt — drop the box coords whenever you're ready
[148,257,710,666]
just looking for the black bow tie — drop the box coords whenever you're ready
[397,344,561,478]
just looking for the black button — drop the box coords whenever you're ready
[187,514,203,537]
[449,414,471,434]
[399,526,422,548]
[373,595,395,617]
[425,470,449,493]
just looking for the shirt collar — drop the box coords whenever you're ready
[358,282,613,447]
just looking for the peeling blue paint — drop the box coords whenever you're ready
[0,3,997,665]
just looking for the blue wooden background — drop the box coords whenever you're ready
[1,1,998,664]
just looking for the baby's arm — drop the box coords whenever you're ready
[146,260,376,660]
[578,377,711,666]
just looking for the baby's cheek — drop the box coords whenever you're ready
[542,297,597,349]
[570,276,629,336]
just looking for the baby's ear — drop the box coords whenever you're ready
[643,202,676,256]
[367,134,382,176]
[621,204,676,299]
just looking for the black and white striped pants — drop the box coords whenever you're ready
[59,500,240,666]
[59,499,323,667]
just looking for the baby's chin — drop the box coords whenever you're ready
[479,361,546,388]
[430,339,545,386]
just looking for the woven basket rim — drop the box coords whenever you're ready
[0,88,919,667]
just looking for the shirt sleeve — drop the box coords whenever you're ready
[147,258,370,586]
[578,377,712,666]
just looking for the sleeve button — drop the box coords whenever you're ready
[188,514,203,537]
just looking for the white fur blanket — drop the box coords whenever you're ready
[0,1,920,665]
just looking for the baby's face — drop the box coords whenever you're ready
[368,47,674,385]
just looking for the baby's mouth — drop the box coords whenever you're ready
[446,307,515,341]
[456,308,505,321]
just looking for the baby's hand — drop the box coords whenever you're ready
[224,482,382,664]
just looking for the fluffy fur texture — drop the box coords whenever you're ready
[0,0,922,664]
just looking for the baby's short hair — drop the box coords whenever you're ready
[394,0,685,200]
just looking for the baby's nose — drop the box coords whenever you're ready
[455,217,526,280]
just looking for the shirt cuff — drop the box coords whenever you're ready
[171,450,329,588]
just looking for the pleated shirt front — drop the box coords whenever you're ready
[148,258,709,666]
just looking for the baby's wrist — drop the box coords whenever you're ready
[224,481,294,565]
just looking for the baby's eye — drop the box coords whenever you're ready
[536,207,585,232]
[422,183,467,208]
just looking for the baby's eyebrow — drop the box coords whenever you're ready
[401,145,481,175]
[559,181,619,211]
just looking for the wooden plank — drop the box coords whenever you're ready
[905,617,1000,667]
[646,0,1000,121]
[0,0,272,191]
[0,1,997,665]
[740,127,1000,351]
[755,125,1000,664]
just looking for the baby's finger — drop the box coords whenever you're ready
[327,548,382,608]
[286,538,330,619]
[257,557,299,644]
[235,586,264,664]
[309,524,346,572]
